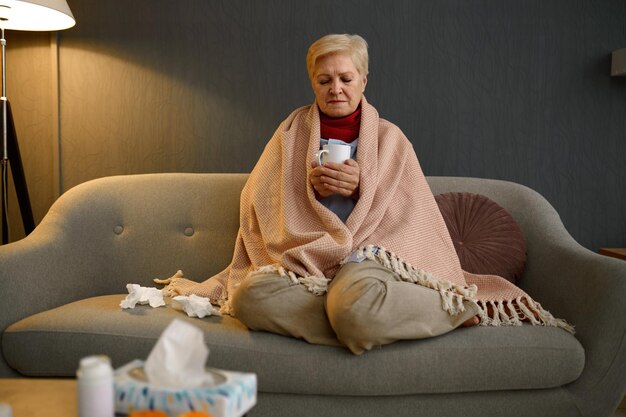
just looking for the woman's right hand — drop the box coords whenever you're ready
[310,159,360,199]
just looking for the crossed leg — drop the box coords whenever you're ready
[229,271,341,347]
[230,260,479,354]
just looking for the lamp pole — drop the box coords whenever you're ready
[1,27,7,161]
[1,27,8,243]
[0,26,35,244]
[0,0,75,244]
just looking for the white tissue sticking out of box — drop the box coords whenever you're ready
[113,318,257,416]
[120,284,165,309]
[172,294,222,318]
[144,318,213,388]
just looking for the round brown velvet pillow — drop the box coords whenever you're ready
[435,192,526,283]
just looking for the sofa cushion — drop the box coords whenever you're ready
[435,192,527,283]
[4,295,584,395]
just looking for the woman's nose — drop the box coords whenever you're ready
[330,81,342,95]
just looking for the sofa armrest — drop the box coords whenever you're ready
[427,176,626,417]
[0,218,96,376]
[522,222,626,417]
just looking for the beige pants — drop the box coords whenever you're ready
[230,260,478,354]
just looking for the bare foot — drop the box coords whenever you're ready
[461,315,480,327]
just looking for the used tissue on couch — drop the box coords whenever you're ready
[113,319,256,417]
[171,294,221,318]
[120,284,165,309]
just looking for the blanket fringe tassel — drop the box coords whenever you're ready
[249,264,330,296]
[474,297,575,333]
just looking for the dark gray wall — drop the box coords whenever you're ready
[51,0,626,251]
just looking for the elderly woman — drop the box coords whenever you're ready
[158,34,572,354]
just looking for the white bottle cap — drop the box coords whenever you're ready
[77,355,113,380]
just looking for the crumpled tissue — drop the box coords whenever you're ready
[171,294,222,318]
[144,318,214,388]
[120,284,165,309]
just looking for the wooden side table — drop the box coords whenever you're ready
[0,378,77,417]
[598,248,626,261]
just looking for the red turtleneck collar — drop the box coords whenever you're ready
[320,107,361,143]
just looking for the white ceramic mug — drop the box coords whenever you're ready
[316,143,351,166]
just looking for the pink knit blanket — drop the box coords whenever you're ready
[158,98,573,332]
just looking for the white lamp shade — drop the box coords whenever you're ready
[0,0,75,31]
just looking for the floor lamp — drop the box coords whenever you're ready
[0,0,75,244]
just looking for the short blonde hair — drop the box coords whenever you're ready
[306,34,369,81]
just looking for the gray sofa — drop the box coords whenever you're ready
[1,173,624,417]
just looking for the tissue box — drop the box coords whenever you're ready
[114,360,256,417]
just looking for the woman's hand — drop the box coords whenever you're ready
[310,159,360,199]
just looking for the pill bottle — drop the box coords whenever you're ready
[77,355,114,417]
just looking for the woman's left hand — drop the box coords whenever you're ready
[310,159,360,199]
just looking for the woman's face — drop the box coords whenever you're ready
[312,52,367,118]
